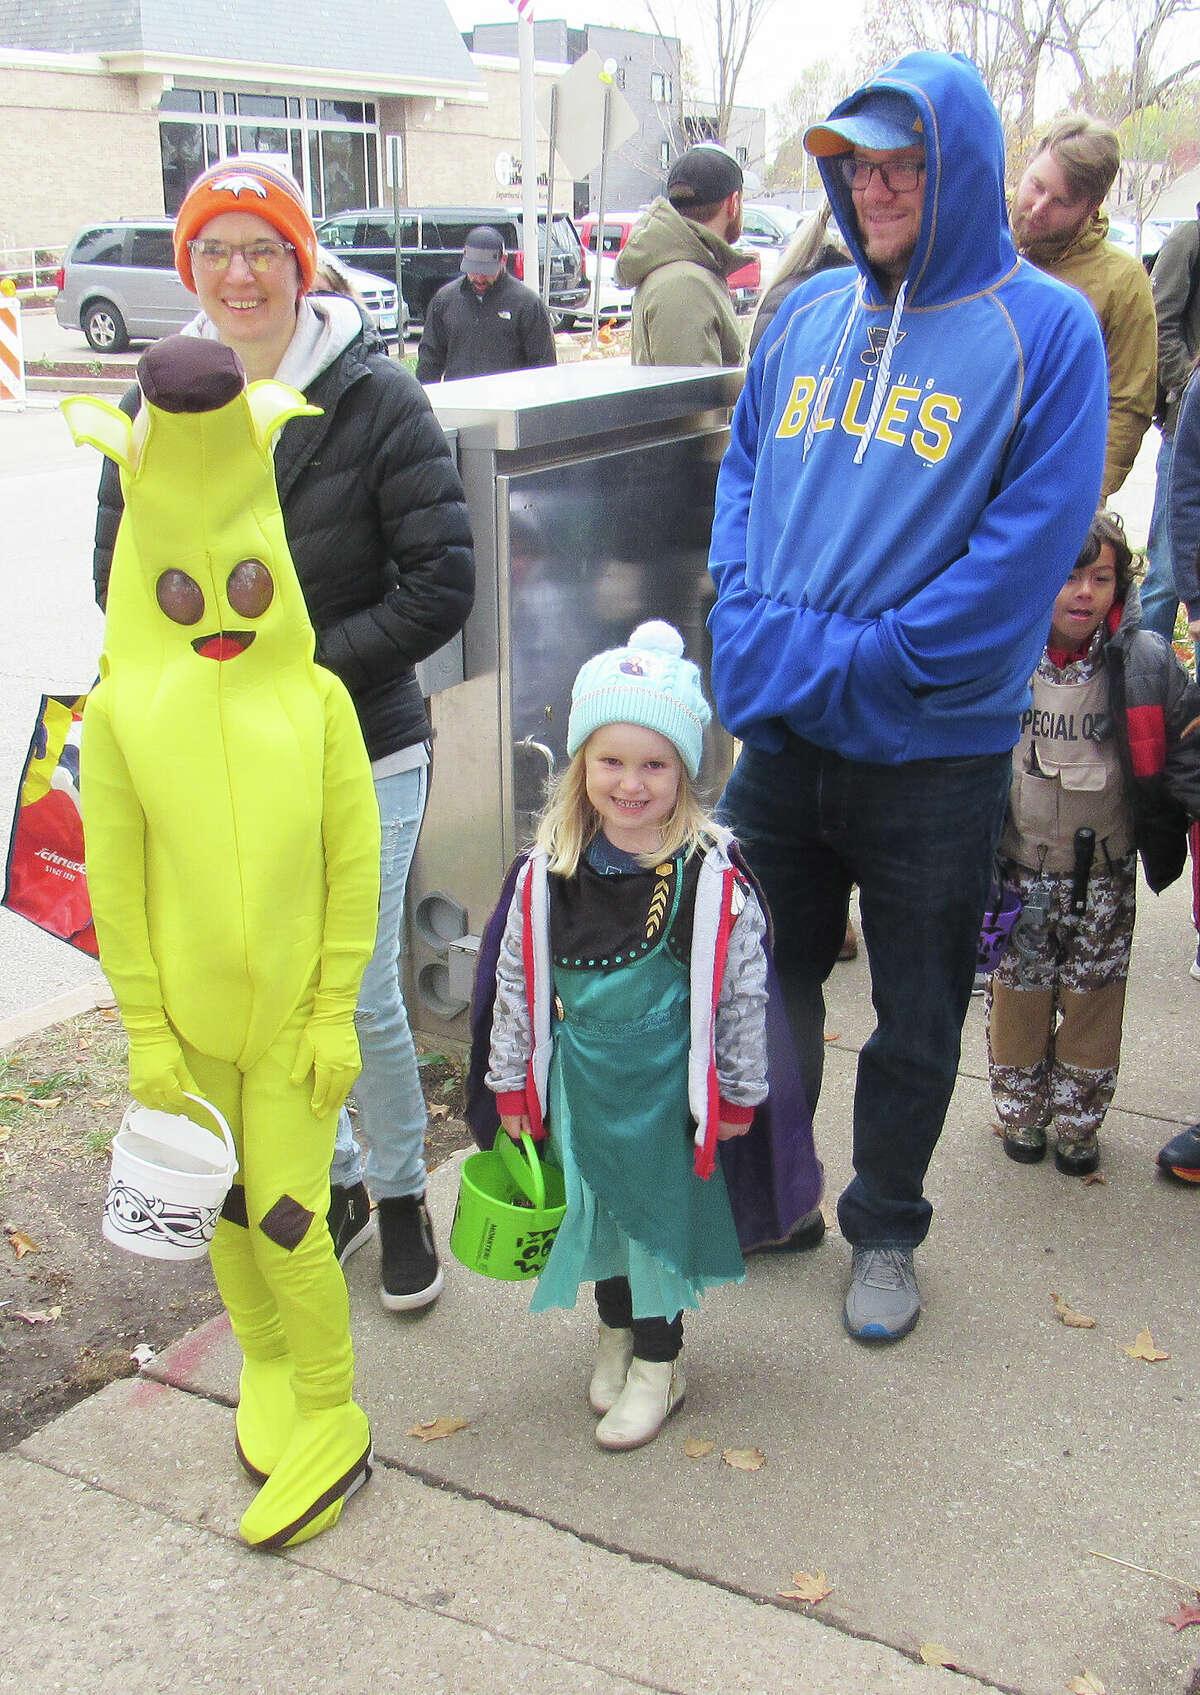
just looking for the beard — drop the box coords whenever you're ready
[1011,208,1091,264]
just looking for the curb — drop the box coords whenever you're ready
[26,374,135,396]
[0,979,113,1049]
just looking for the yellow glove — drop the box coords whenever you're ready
[290,1007,362,1118]
[125,1013,198,1114]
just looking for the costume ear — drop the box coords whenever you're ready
[244,381,322,453]
[60,396,137,472]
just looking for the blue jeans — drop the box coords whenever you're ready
[1142,434,1182,643]
[330,765,429,1200]
[720,736,1011,1249]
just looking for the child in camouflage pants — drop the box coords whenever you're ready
[988,511,1200,1175]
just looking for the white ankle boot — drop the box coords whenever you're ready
[594,1357,685,1450]
[588,1323,635,1414]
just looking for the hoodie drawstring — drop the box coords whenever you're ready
[853,280,908,466]
[802,274,865,463]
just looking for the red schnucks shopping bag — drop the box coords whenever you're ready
[3,692,97,957]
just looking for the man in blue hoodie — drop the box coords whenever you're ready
[709,53,1108,1343]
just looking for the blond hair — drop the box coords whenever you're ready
[535,743,716,877]
[1035,114,1120,209]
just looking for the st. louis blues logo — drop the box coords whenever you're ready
[860,324,906,368]
[208,174,271,200]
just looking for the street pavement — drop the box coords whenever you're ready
[1,330,1197,1694]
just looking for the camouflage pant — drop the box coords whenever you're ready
[986,858,1136,1146]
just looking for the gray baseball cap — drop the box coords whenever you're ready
[460,225,504,277]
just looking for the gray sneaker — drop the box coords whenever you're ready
[843,1247,921,1343]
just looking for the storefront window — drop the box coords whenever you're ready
[160,85,380,221]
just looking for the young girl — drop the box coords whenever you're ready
[987,510,1200,1175]
[485,622,770,1451]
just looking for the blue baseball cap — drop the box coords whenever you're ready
[805,90,924,157]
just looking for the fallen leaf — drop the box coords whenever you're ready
[406,1415,468,1443]
[1051,1291,1096,1329]
[98,1006,120,1022]
[0,1091,28,1103]
[822,1031,840,1043]
[12,1306,61,1325]
[1068,1674,1105,1694]
[920,1644,959,1668]
[722,1446,766,1471]
[682,1437,714,1458]
[778,1569,833,1605]
[29,1097,64,1110]
[1122,1327,1169,1362]
[427,1102,450,1120]
[89,1098,115,1109]
[1165,1601,1200,1633]
[0,1128,10,1143]
[992,1121,1006,1138]
[1083,1172,1106,1186]
[5,1227,37,1259]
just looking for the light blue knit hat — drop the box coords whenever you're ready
[566,621,711,778]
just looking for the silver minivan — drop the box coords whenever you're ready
[55,218,402,351]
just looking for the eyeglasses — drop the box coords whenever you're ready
[187,238,296,274]
[839,156,925,194]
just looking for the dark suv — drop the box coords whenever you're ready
[316,205,590,328]
[55,217,402,352]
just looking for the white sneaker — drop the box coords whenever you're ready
[595,1357,685,1450]
[588,1323,635,1415]
[1190,946,1200,983]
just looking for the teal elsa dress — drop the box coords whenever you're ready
[530,843,745,1320]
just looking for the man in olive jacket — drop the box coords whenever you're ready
[616,145,747,367]
[1011,114,1157,498]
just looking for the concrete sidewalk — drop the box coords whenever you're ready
[3,872,1198,1695]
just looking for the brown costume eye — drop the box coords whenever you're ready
[155,569,205,625]
[226,559,274,618]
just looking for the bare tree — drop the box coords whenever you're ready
[643,0,775,143]
[769,60,858,193]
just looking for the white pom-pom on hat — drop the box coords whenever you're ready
[628,620,685,658]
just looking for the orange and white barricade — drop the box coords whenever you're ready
[0,292,26,410]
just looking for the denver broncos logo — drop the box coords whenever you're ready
[208,174,271,200]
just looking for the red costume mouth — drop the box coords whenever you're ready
[191,631,256,661]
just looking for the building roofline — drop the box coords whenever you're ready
[99,50,487,102]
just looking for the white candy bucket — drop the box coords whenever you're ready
[103,1093,237,1261]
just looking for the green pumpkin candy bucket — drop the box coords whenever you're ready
[450,1131,566,1281]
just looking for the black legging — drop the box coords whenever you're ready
[594,1276,682,1361]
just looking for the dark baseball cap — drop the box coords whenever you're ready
[805,89,924,157]
[666,144,743,207]
[460,225,504,276]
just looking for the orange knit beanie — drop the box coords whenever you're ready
[174,159,318,293]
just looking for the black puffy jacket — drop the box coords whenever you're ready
[94,328,475,762]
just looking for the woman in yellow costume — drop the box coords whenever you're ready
[65,333,381,1550]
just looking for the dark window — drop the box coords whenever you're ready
[288,97,301,119]
[129,229,176,269]
[203,91,217,114]
[306,98,318,120]
[160,88,203,112]
[223,93,236,114]
[360,218,394,247]
[320,99,365,123]
[71,227,124,265]
[239,94,288,119]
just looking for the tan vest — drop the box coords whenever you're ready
[1001,669,1133,873]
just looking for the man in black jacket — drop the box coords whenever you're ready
[416,225,557,382]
